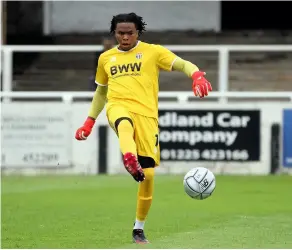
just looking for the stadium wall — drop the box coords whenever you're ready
[45,1,220,34]
[1,102,292,176]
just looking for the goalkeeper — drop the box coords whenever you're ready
[75,12,212,244]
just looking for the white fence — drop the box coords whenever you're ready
[1,45,292,175]
[1,45,292,103]
[1,91,292,104]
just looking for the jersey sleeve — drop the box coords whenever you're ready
[156,45,178,72]
[95,54,108,86]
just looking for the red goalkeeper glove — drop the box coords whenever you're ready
[75,117,95,140]
[192,71,212,98]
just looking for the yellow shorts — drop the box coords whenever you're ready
[106,105,160,166]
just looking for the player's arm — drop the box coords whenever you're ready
[172,58,199,78]
[88,85,108,119]
[75,55,108,140]
[172,58,212,98]
[156,45,212,98]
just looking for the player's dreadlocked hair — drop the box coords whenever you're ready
[110,13,147,36]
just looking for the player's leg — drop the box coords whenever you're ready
[132,156,155,244]
[107,106,145,182]
[130,113,160,244]
[115,117,136,156]
[117,118,145,182]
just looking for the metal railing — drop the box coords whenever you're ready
[1,44,292,103]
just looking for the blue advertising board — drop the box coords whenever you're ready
[283,109,292,168]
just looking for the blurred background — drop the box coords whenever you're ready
[2,0,292,93]
[1,1,292,175]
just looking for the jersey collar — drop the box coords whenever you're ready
[116,41,141,53]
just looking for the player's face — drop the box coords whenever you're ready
[115,23,138,51]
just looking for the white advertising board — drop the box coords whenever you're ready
[1,101,292,176]
[1,103,104,175]
[1,103,72,167]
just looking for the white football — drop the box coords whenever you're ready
[183,167,216,200]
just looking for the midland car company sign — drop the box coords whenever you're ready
[158,110,260,162]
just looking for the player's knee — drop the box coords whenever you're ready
[138,155,155,169]
[115,117,133,133]
[143,167,155,181]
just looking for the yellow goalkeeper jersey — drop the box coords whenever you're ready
[95,41,178,119]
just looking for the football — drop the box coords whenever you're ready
[183,167,216,200]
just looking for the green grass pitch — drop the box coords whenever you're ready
[1,174,292,248]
